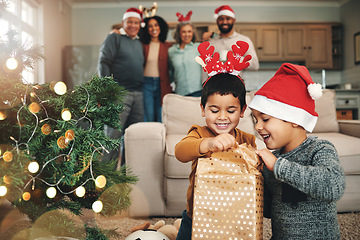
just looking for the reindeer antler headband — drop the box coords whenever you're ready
[176,11,192,22]
[195,41,252,85]
[139,2,158,18]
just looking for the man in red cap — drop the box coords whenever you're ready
[98,7,144,165]
[203,5,259,80]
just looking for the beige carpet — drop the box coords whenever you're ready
[82,210,360,240]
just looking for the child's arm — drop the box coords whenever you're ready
[175,133,236,163]
[263,141,345,202]
[200,133,237,154]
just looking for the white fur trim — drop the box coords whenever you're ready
[307,83,323,100]
[123,12,141,21]
[248,95,318,132]
[216,10,235,18]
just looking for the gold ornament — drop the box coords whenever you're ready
[3,151,13,162]
[28,102,41,114]
[57,136,68,149]
[65,129,75,141]
[41,124,52,135]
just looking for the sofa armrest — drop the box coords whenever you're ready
[338,120,360,138]
[124,122,166,217]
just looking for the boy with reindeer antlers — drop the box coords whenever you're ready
[174,41,256,240]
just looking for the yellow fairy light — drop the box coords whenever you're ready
[28,161,40,173]
[5,57,18,70]
[3,151,13,162]
[46,187,57,198]
[95,175,106,188]
[3,175,11,184]
[61,109,71,121]
[0,186,7,196]
[0,111,7,120]
[54,81,67,95]
[75,186,85,197]
[92,200,103,213]
[28,102,41,114]
[22,192,31,201]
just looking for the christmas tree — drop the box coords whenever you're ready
[0,1,137,239]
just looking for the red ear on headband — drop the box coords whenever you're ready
[176,11,192,22]
[195,41,252,77]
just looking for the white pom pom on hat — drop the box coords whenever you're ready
[248,63,322,133]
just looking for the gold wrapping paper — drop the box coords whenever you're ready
[192,143,264,240]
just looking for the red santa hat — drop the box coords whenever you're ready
[248,63,323,132]
[123,7,143,21]
[214,5,235,19]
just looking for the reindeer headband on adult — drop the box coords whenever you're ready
[176,11,192,22]
[139,2,158,18]
[195,41,252,86]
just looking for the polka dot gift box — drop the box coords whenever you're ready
[192,143,264,240]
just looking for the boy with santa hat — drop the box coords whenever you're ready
[249,63,345,239]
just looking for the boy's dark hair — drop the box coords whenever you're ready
[139,16,169,44]
[201,73,246,109]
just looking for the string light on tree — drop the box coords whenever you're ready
[61,108,72,121]
[92,200,103,213]
[53,81,67,95]
[75,186,85,197]
[5,57,18,70]
[3,151,13,162]
[46,187,57,198]
[22,192,31,201]
[95,175,106,188]
[0,111,7,120]
[28,161,40,173]
[0,186,7,196]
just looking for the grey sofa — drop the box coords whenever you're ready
[124,90,360,217]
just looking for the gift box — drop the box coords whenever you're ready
[192,143,264,240]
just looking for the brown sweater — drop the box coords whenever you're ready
[175,125,257,219]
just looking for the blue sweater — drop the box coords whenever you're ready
[264,136,345,239]
[98,33,144,91]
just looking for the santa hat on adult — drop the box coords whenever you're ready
[123,7,143,21]
[214,5,235,19]
[248,63,323,132]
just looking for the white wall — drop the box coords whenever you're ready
[340,0,360,87]
[40,0,72,83]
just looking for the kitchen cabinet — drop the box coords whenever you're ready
[182,22,341,70]
[238,23,334,69]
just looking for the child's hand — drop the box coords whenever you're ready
[200,133,237,153]
[256,148,277,171]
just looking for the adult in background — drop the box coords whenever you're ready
[168,11,203,97]
[98,7,144,164]
[205,5,259,75]
[139,15,172,122]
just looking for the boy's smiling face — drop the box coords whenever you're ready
[251,109,306,153]
[201,93,245,136]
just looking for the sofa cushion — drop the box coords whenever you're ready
[313,89,339,133]
[165,134,192,178]
[308,132,360,174]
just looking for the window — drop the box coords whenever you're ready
[2,0,43,84]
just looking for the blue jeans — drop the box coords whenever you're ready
[143,76,162,122]
[176,210,192,240]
